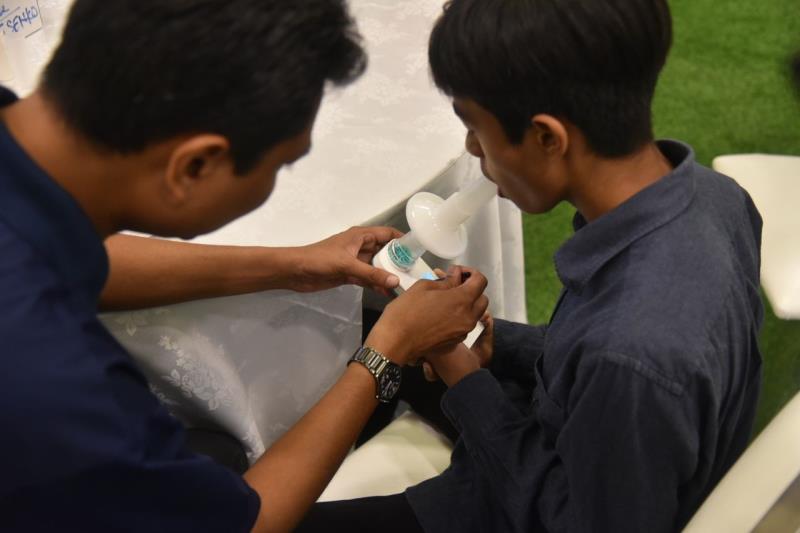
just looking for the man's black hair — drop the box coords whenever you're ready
[429,0,673,157]
[43,0,366,174]
[792,51,800,93]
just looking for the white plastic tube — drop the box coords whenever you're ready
[434,178,498,230]
[404,177,498,259]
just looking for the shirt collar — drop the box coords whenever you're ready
[554,140,696,293]
[0,87,108,304]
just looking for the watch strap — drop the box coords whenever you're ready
[348,345,400,402]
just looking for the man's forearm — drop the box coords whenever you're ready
[243,326,411,533]
[101,234,298,311]
[243,363,379,533]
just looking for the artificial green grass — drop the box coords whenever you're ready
[522,0,800,436]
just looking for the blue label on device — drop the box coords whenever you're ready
[420,272,437,281]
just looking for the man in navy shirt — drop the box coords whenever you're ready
[0,1,489,531]
[299,0,764,532]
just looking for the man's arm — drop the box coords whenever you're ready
[243,266,489,533]
[101,227,402,311]
[244,362,379,533]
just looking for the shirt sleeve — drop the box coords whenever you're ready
[441,353,700,533]
[489,319,547,388]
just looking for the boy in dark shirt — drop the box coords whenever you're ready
[299,1,763,532]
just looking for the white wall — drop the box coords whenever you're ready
[0,0,73,94]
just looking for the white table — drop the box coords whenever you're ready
[4,0,527,462]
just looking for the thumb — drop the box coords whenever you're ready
[439,265,463,289]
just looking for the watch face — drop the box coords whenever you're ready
[378,364,402,401]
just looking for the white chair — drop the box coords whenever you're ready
[318,411,454,501]
[683,392,800,532]
[713,154,800,320]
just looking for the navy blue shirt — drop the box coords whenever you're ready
[0,88,260,532]
[407,141,763,533]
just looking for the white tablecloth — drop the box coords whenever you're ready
[5,0,527,461]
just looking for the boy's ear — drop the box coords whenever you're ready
[530,114,569,156]
[163,134,232,206]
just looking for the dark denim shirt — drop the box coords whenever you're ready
[0,88,260,532]
[407,141,763,533]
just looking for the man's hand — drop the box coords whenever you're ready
[364,266,489,366]
[423,314,494,387]
[289,226,403,295]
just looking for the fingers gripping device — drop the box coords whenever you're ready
[372,178,498,347]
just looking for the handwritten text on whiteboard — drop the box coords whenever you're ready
[0,1,43,39]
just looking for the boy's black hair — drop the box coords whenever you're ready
[429,0,672,157]
[42,0,366,174]
[792,52,800,93]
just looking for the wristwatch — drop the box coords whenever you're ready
[348,346,402,403]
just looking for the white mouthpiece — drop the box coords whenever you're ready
[434,178,499,229]
[406,177,498,259]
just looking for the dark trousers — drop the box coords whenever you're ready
[185,427,249,475]
[295,493,424,532]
